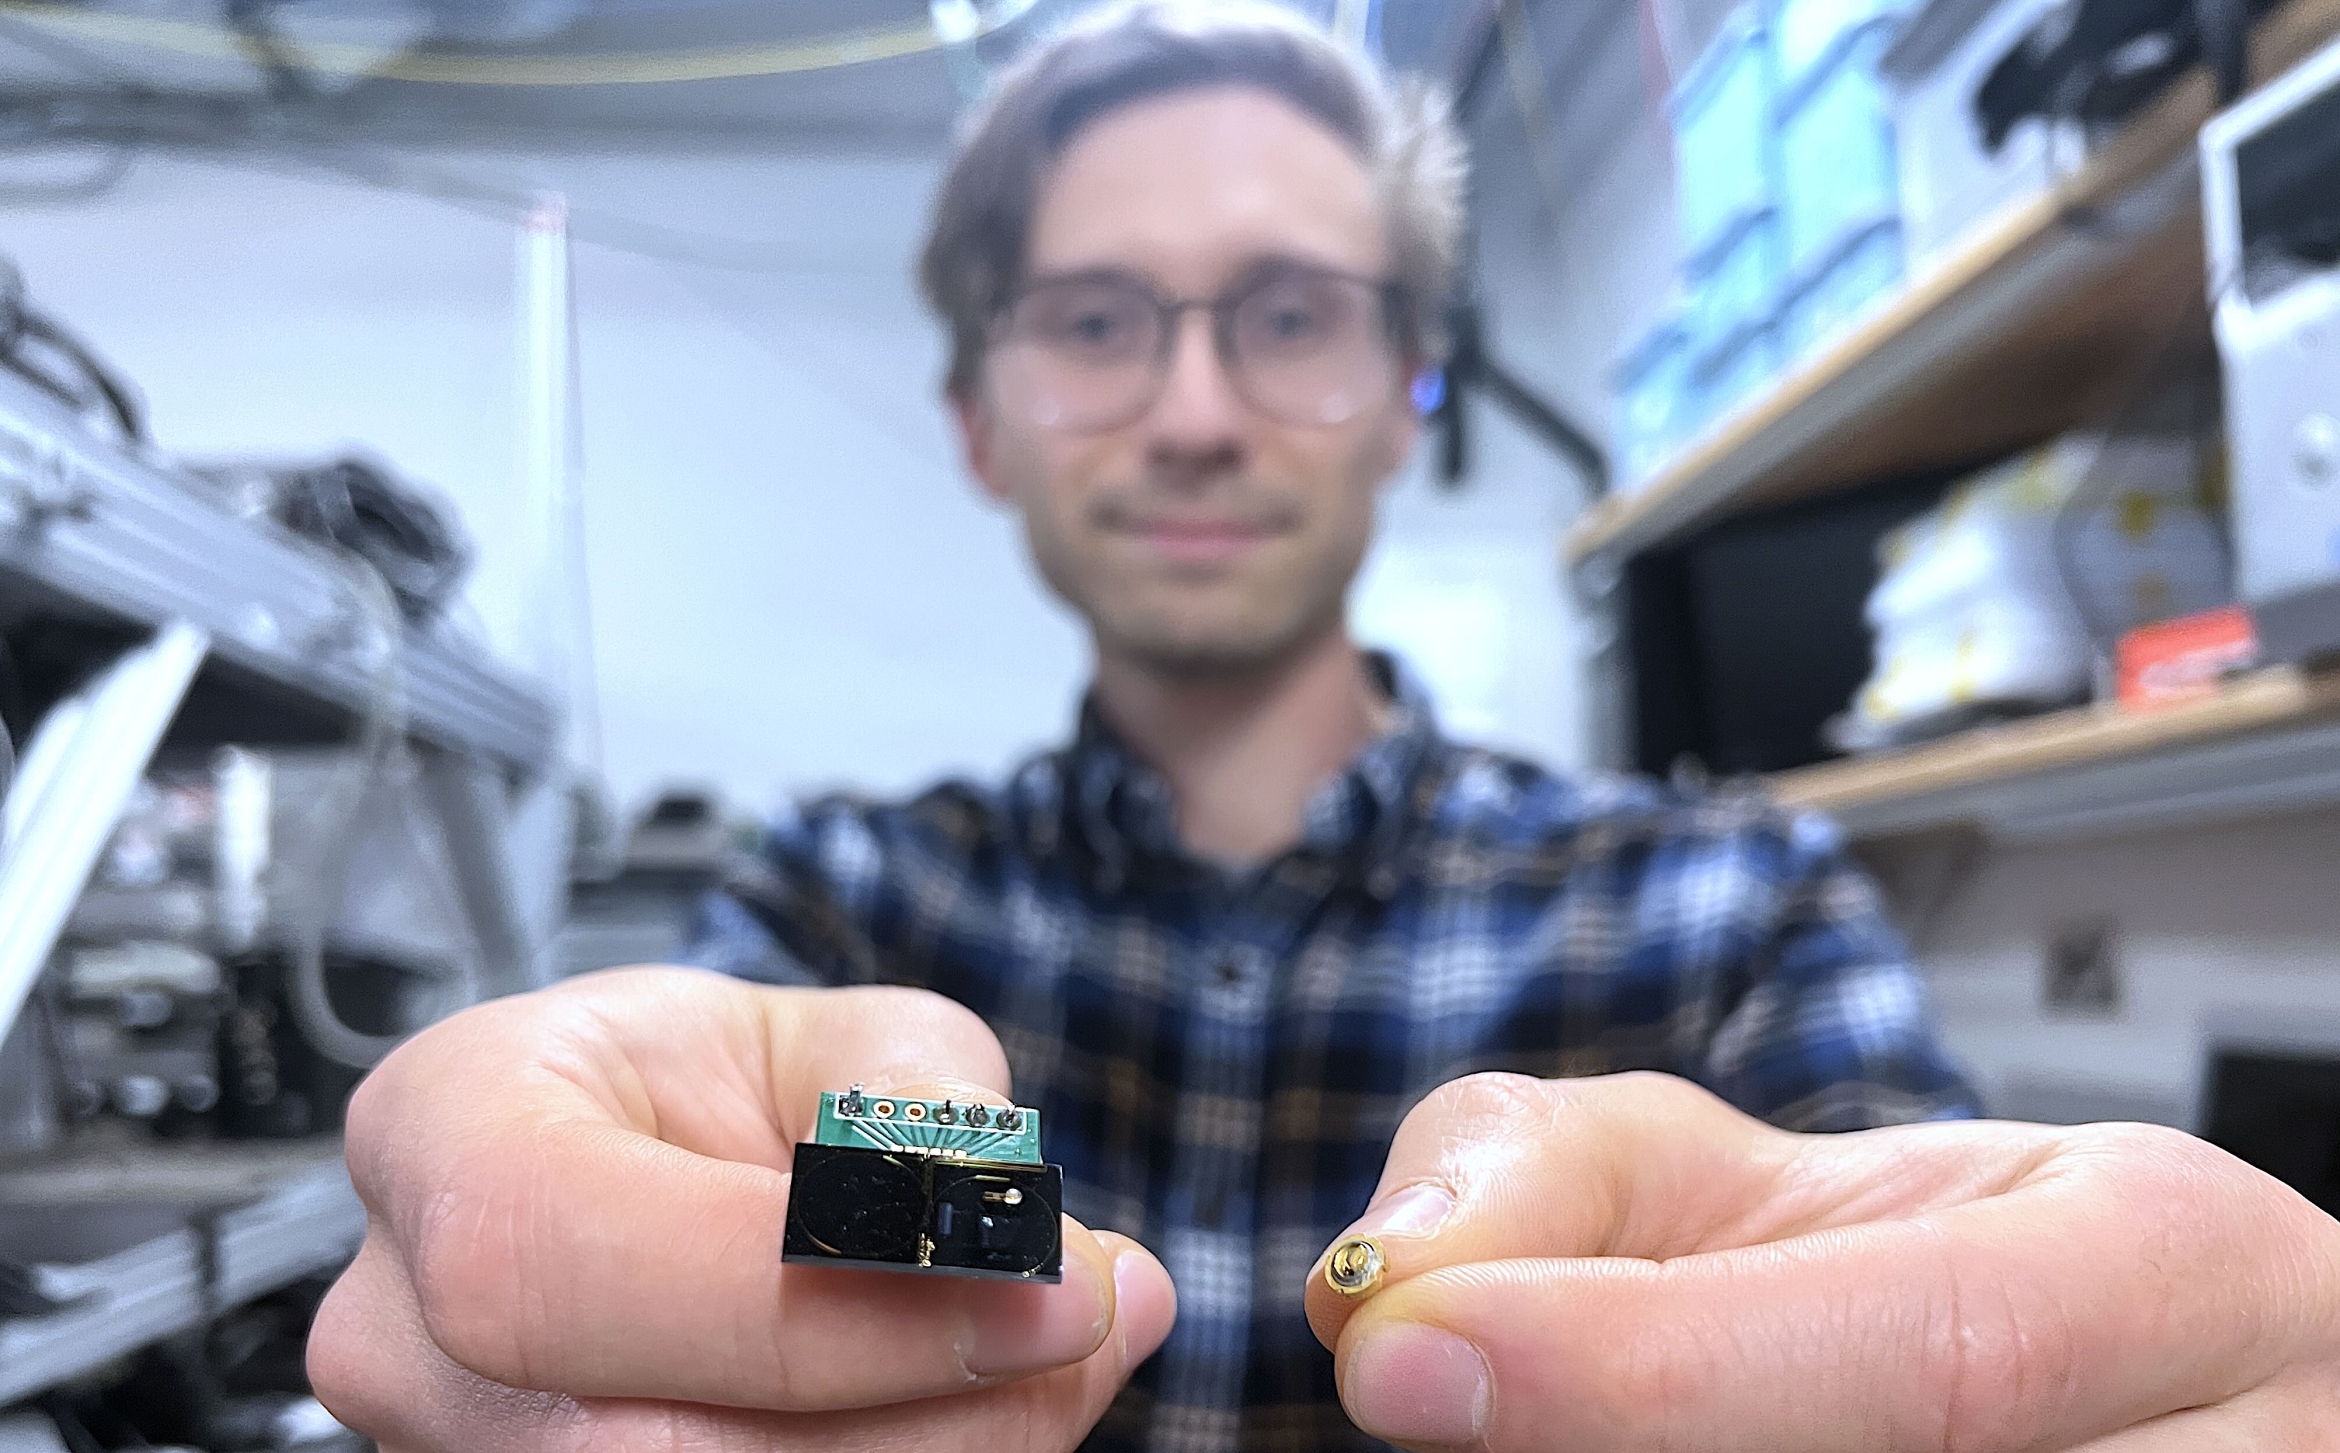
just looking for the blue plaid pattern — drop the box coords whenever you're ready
[690,662,1976,1452]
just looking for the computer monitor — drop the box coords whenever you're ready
[2200,1040,2340,1218]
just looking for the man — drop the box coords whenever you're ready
[308,4,2340,1451]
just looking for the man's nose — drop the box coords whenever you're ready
[1144,309,1248,452]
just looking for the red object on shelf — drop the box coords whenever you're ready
[2116,606,2260,709]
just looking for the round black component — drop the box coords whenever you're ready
[793,1152,924,1260]
[930,1173,1059,1275]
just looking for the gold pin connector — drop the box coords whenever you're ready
[1323,1235,1386,1298]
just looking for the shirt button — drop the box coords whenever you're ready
[1216,952,1245,985]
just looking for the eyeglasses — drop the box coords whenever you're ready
[987,263,1409,433]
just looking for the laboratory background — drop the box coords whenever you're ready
[2,0,2338,1447]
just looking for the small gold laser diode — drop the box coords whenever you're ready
[1322,1235,1386,1298]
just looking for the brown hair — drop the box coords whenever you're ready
[918,0,1468,396]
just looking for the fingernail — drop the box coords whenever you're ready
[959,1237,1112,1379]
[1110,1246,1174,1363]
[1348,1183,1455,1241]
[1112,1249,1138,1359]
[1112,1247,1148,1329]
[1341,1323,1490,1447]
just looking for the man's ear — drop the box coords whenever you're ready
[950,383,1015,506]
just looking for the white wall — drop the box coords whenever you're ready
[1914,807,2340,1125]
[1,145,1086,809]
[0,136,1600,813]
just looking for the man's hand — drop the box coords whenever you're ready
[1306,1072,2340,1451]
[308,968,1174,1452]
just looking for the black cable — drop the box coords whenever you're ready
[267,456,472,620]
[21,312,144,437]
[1437,295,1609,498]
[1430,0,1611,500]
[0,254,146,438]
[2197,0,2254,101]
[1978,0,2283,151]
[1476,353,1608,491]
[0,3,172,206]
[0,325,93,417]
[33,1398,107,1453]
[0,1257,65,1318]
[224,0,314,102]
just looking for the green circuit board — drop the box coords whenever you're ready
[813,1085,1043,1165]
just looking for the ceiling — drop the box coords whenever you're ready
[0,0,1503,151]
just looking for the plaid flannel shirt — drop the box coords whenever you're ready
[689,660,1976,1453]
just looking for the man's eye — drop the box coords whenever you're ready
[1243,282,1348,349]
[1036,303,1142,352]
[1264,306,1322,339]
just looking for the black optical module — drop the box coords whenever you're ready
[783,1084,1064,1283]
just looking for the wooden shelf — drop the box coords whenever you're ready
[1565,0,2340,570]
[1771,667,2340,841]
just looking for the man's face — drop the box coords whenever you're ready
[956,86,1419,677]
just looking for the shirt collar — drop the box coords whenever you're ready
[1058,651,1443,896]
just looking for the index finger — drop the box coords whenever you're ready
[345,967,1137,1413]
[1305,1071,2028,1347]
[1309,1074,2340,1451]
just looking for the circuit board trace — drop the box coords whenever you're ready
[812,1086,1043,1165]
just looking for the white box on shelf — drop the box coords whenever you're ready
[1882,0,2088,266]
[1834,432,2225,751]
